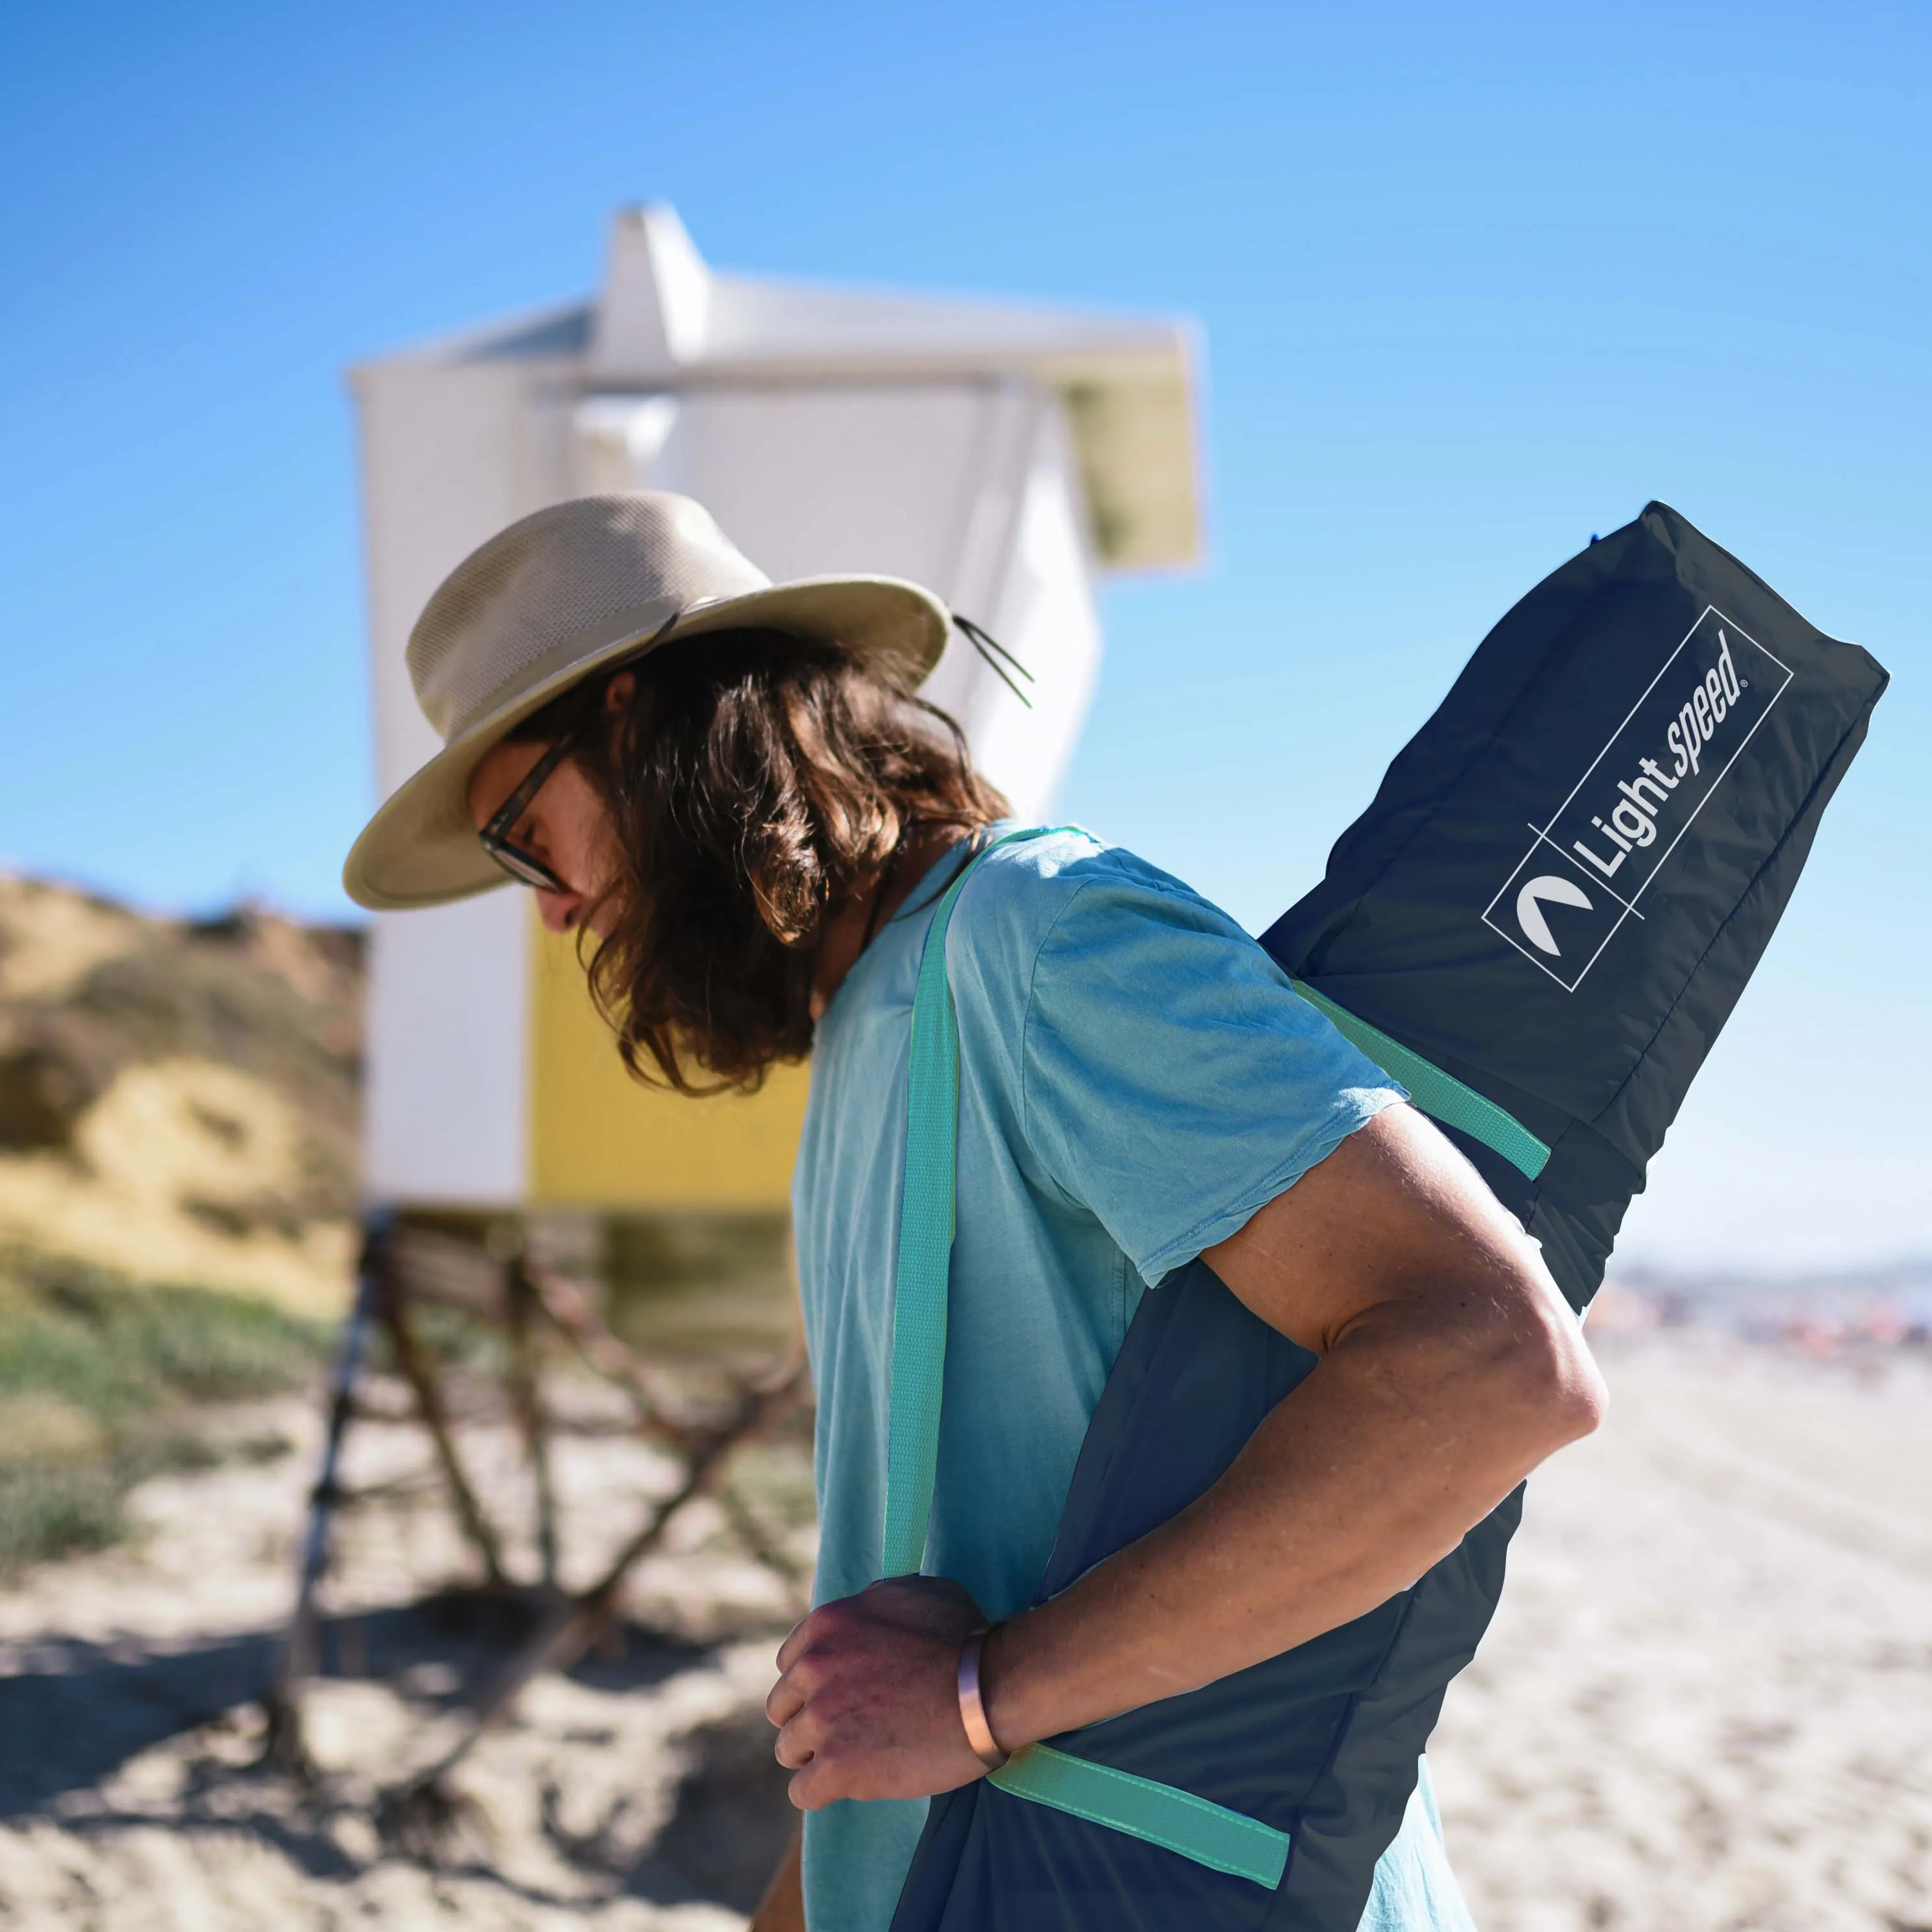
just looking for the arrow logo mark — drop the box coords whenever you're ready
[1516,874,1593,956]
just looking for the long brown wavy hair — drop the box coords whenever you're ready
[510,627,1009,1093]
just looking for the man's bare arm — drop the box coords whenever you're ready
[767,1103,1605,1805]
[749,1827,803,1932]
[978,1102,1604,1744]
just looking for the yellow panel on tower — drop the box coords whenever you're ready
[525,911,810,1210]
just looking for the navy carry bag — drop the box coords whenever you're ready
[889,502,1888,1932]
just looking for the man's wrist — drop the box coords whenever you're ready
[976,1615,1039,1755]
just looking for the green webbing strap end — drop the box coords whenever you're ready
[1290,979,1550,1180]
[991,1745,1290,1889]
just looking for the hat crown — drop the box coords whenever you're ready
[407,493,771,743]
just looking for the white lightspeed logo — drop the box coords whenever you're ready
[1568,626,1745,883]
[1483,607,1794,992]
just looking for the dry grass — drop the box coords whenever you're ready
[0,1251,328,1573]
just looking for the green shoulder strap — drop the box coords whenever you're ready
[1290,980,1550,1180]
[879,830,1544,1887]
[882,828,1058,1580]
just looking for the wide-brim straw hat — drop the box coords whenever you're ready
[342,492,950,910]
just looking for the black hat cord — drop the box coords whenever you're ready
[951,614,1036,709]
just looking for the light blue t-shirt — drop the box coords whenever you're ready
[791,828,1475,1932]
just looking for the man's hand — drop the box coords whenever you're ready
[766,1575,993,1809]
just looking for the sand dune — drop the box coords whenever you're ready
[0,875,361,1317]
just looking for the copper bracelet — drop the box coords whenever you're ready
[956,1626,1009,1771]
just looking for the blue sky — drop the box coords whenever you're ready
[1,0,1925,1269]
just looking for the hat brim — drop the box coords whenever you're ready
[341,574,950,911]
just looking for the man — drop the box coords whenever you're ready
[344,492,1604,1930]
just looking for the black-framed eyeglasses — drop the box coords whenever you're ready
[478,722,586,893]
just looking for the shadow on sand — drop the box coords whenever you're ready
[0,1587,794,1910]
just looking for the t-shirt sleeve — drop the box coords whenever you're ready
[1019,868,1406,1286]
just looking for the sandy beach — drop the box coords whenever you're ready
[2,1325,1927,1931]
[1432,1326,1932,1932]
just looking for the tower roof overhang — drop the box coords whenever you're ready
[349,204,1205,573]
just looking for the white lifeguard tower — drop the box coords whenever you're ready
[349,204,1203,1260]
